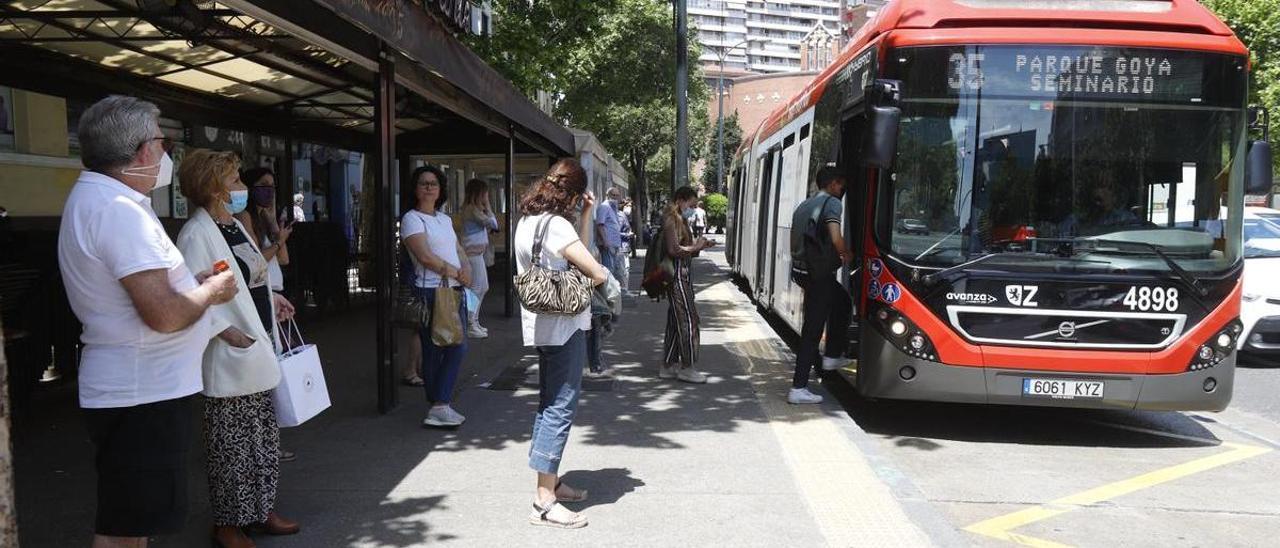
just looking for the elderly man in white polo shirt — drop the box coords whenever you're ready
[57,95,238,548]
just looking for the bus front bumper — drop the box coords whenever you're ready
[856,331,1234,412]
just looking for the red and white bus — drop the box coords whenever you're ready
[728,0,1273,411]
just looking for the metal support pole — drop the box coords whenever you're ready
[374,46,397,414]
[716,64,725,195]
[504,123,516,318]
[674,0,689,192]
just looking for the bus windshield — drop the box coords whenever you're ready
[884,45,1248,273]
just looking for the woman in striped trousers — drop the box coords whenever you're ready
[660,186,714,383]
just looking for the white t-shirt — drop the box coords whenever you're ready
[57,171,211,409]
[400,209,461,288]
[515,213,591,347]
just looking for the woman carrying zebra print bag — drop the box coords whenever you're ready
[513,159,609,529]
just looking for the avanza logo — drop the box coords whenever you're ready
[947,292,998,305]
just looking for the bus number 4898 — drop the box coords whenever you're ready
[1123,286,1179,312]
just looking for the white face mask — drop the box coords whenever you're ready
[622,207,632,217]
[122,152,174,192]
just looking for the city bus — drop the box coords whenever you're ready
[727,0,1273,411]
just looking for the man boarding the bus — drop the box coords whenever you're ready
[787,166,852,404]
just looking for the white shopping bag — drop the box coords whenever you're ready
[273,320,331,427]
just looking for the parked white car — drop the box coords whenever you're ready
[1240,207,1280,356]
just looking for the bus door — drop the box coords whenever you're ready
[838,112,870,356]
[755,146,781,298]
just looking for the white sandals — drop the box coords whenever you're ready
[529,498,588,529]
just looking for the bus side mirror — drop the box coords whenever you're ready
[1247,140,1273,195]
[861,79,902,169]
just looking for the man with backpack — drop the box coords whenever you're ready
[787,166,852,404]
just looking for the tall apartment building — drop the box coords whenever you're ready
[691,1,842,75]
[691,1,889,76]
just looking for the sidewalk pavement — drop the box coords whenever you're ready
[14,250,932,547]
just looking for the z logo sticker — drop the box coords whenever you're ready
[1006,285,1040,307]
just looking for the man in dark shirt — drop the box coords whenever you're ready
[787,167,851,405]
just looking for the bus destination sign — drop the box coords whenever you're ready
[946,47,1208,103]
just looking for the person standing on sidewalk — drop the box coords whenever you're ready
[660,186,715,383]
[691,200,708,238]
[460,178,499,338]
[515,159,609,529]
[236,168,292,295]
[595,187,624,283]
[176,149,302,547]
[57,96,239,548]
[787,167,852,405]
[401,165,473,428]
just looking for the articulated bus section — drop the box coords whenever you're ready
[727,0,1272,411]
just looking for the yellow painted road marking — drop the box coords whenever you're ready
[965,442,1272,547]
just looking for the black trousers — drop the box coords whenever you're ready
[84,395,195,537]
[793,272,851,389]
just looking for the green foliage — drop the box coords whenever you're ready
[464,0,623,96]
[1203,0,1280,174]
[473,0,711,199]
[703,192,728,227]
[701,110,743,193]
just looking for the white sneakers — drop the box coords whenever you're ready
[469,322,488,339]
[423,405,465,427]
[788,387,823,405]
[658,364,678,379]
[677,368,708,384]
[821,356,850,371]
[658,364,707,383]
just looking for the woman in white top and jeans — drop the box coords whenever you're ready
[401,165,473,428]
[515,159,609,529]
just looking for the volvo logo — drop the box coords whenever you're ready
[1058,321,1077,338]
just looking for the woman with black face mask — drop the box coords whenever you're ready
[237,168,292,293]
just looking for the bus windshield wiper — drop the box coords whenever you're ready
[1073,238,1209,298]
[921,251,1057,286]
[1029,235,1208,299]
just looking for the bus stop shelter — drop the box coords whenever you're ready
[0,0,575,413]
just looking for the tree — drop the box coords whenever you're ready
[1203,0,1280,176]
[473,0,711,222]
[703,192,728,231]
[702,110,743,194]
[556,0,711,214]
[464,1,623,97]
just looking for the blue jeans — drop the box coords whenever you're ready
[416,287,468,405]
[598,246,622,283]
[529,329,586,475]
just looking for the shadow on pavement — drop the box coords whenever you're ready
[12,249,816,546]
[558,467,645,511]
[823,377,1222,450]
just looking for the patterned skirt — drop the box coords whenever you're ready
[204,390,280,526]
[663,258,700,366]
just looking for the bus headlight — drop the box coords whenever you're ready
[1188,320,1242,372]
[870,302,938,361]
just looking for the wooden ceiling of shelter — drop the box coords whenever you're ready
[0,0,486,150]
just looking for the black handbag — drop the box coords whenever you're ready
[392,246,430,329]
[514,215,592,315]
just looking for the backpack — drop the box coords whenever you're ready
[791,196,839,285]
[641,226,675,299]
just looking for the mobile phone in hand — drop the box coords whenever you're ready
[213,259,231,274]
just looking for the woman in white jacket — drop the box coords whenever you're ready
[175,149,300,548]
